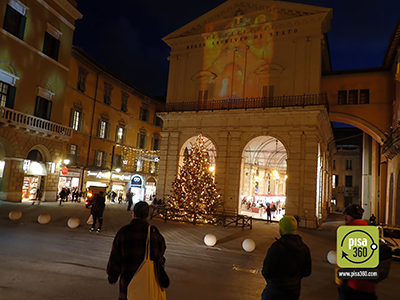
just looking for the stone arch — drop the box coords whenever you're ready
[25,144,52,163]
[178,134,217,168]
[0,137,16,158]
[239,135,288,220]
[329,112,385,144]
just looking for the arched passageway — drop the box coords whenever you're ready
[239,136,287,220]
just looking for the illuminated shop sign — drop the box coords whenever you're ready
[131,175,142,187]
[59,171,81,177]
[87,171,110,179]
[111,174,131,181]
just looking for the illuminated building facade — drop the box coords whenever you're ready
[0,0,82,202]
[158,0,335,227]
[64,47,164,202]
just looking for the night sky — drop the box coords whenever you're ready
[73,0,400,98]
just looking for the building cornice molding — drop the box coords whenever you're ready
[36,0,81,30]
[53,0,82,20]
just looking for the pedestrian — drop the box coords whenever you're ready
[59,188,66,205]
[106,201,166,300]
[369,214,377,226]
[118,195,123,204]
[261,215,312,300]
[111,191,117,203]
[266,205,272,223]
[126,190,133,211]
[338,204,391,300]
[90,191,106,233]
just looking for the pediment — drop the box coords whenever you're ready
[163,0,332,41]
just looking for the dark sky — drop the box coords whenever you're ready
[73,0,400,98]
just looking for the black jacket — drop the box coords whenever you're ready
[262,234,312,291]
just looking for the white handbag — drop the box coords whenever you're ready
[127,226,166,300]
[86,214,93,224]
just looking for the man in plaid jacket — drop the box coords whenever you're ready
[107,201,166,300]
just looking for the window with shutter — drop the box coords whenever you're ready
[360,89,370,104]
[77,67,88,92]
[34,97,52,120]
[43,32,60,61]
[3,4,27,40]
[338,91,347,105]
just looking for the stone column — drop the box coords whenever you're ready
[157,131,180,200]
[6,159,25,202]
[379,160,388,223]
[371,139,380,216]
[224,131,242,210]
[362,133,372,218]
[215,131,229,204]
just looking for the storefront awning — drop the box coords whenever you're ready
[26,161,47,176]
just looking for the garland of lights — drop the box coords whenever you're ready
[115,144,160,172]
[165,134,223,224]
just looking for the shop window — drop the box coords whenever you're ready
[70,109,84,131]
[348,90,358,104]
[345,159,353,170]
[338,90,347,105]
[0,80,16,108]
[98,119,110,139]
[67,144,80,165]
[43,31,60,61]
[137,131,147,149]
[34,96,52,120]
[116,126,126,144]
[345,175,353,187]
[3,2,27,40]
[154,114,163,127]
[360,89,370,104]
[121,92,128,112]
[140,106,150,122]
[151,137,160,150]
[94,150,107,168]
[104,83,113,105]
[77,67,88,92]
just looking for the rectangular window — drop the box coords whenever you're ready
[137,133,147,149]
[43,32,60,61]
[72,110,80,131]
[116,126,125,144]
[136,160,143,172]
[94,150,107,167]
[69,108,84,132]
[3,4,26,40]
[104,83,113,105]
[346,159,353,170]
[77,67,88,92]
[98,120,107,139]
[332,159,336,170]
[345,175,353,187]
[0,80,16,109]
[67,144,80,165]
[348,90,358,104]
[360,89,370,104]
[34,96,52,120]
[198,90,208,102]
[113,154,124,169]
[332,175,339,188]
[262,85,275,98]
[151,137,160,150]
[338,90,347,105]
[121,92,128,112]
[154,115,163,127]
[140,107,150,122]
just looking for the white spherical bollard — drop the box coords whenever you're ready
[67,217,80,229]
[9,210,22,221]
[327,250,337,265]
[242,238,256,252]
[204,233,217,246]
[38,213,51,225]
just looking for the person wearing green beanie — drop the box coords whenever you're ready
[261,215,311,300]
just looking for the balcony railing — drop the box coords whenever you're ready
[164,93,329,112]
[0,106,72,140]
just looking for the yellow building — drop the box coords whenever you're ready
[64,47,165,202]
[0,0,81,202]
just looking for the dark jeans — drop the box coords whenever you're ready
[338,284,377,300]
[127,199,133,211]
[91,212,103,230]
[261,286,300,300]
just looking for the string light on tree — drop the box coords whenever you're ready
[166,134,222,224]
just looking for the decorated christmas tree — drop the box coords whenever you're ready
[166,134,222,224]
